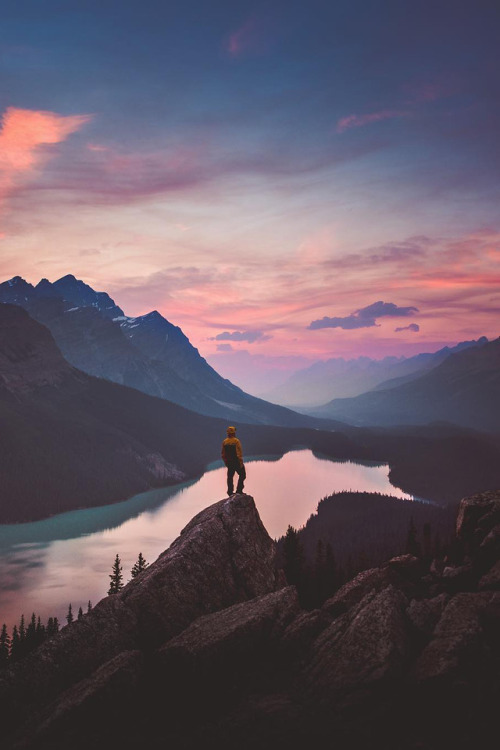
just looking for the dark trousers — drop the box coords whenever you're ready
[227,463,246,494]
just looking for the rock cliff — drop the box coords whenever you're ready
[1,491,499,750]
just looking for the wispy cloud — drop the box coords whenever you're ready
[212,330,272,343]
[0,107,91,203]
[308,301,419,330]
[395,323,420,332]
[336,109,408,134]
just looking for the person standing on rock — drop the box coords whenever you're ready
[221,425,246,495]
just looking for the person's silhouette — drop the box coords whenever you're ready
[221,425,246,495]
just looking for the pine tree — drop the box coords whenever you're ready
[77,607,84,621]
[283,526,305,587]
[87,600,93,614]
[66,603,74,625]
[35,616,45,647]
[18,615,27,659]
[10,625,20,662]
[131,552,149,578]
[406,517,421,558]
[27,613,37,647]
[108,554,124,595]
[325,542,338,598]
[0,624,10,668]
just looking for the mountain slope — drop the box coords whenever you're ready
[0,304,366,522]
[312,337,500,432]
[262,338,488,407]
[1,303,499,522]
[0,275,318,427]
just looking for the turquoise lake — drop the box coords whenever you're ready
[0,449,414,630]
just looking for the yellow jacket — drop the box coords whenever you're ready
[221,437,243,467]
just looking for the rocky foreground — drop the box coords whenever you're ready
[1,491,499,750]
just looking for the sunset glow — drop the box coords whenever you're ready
[0,1,498,393]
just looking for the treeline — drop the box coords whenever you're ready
[0,612,62,668]
[0,552,150,670]
[277,491,457,608]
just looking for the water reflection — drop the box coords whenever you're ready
[0,450,413,631]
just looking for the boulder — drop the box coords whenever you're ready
[280,609,332,658]
[323,566,402,616]
[456,490,500,553]
[304,585,411,701]
[414,592,494,684]
[479,559,500,591]
[158,586,300,680]
[406,593,449,638]
[0,494,281,733]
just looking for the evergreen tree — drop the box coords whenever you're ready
[77,607,84,621]
[19,614,26,642]
[131,552,149,578]
[283,526,305,587]
[53,617,60,633]
[18,615,27,659]
[27,613,37,646]
[87,600,93,614]
[10,625,20,662]
[108,554,124,595]
[324,542,338,598]
[0,624,10,668]
[47,617,56,637]
[66,603,74,625]
[35,616,45,647]
[406,518,421,558]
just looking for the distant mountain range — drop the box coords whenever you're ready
[2,302,500,523]
[262,338,489,407]
[0,303,367,522]
[309,337,500,432]
[0,275,317,427]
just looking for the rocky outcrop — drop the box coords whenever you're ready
[0,493,281,744]
[2,490,500,750]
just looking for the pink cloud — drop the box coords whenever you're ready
[0,107,91,202]
[336,109,408,134]
[226,17,267,58]
[0,107,91,206]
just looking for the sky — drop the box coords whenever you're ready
[0,0,499,393]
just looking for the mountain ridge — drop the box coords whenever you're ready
[262,337,489,407]
[0,275,319,427]
[311,336,500,432]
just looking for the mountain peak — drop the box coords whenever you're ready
[7,275,29,286]
[56,273,78,284]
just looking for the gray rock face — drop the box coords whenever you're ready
[406,593,449,638]
[0,494,281,736]
[159,587,300,679]
[414,592,495,683]
[479,559,500,590]
[456,490,500,553]
[323,554,420,617]
[305,585,411,700]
